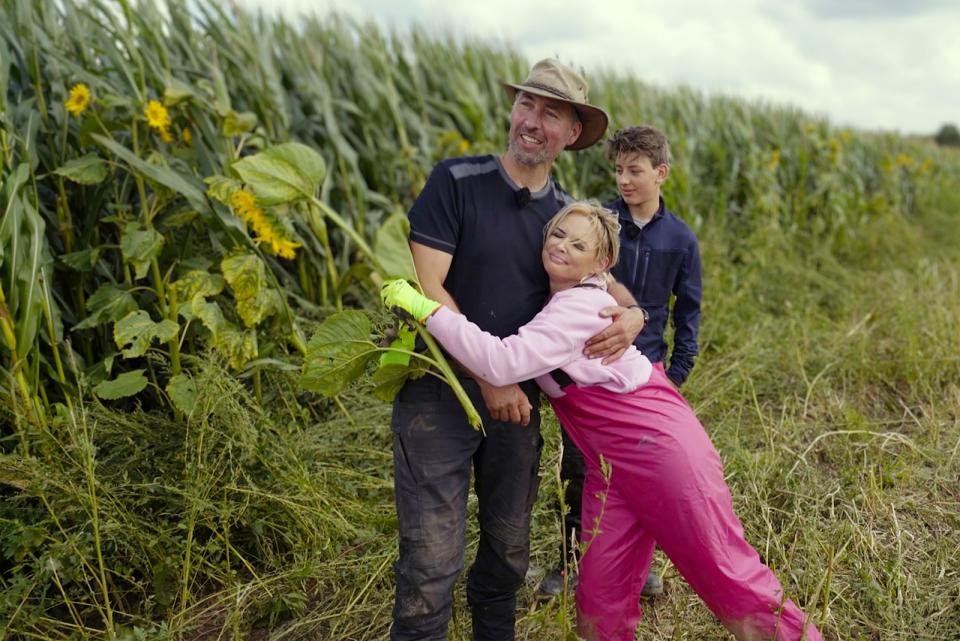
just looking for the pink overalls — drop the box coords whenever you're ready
[426,280,823,641]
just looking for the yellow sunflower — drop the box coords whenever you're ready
[65,83,91,116]
[229,189,301,260]
[144,99,171,132]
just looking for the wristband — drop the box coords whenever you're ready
[627,304,650,323]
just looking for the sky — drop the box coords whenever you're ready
[233,0,959,135]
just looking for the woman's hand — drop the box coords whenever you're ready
[381,279,442,323]
[583,305,646,364]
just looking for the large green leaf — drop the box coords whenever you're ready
[94,369,148,400]
[371,359,430,402]
[204,175,242,206]
[166,373,198,414]
[92,133,208,211]
[168,270,225,308]
[222,110,257,136]
[190,296,226,333]
[59,246,102,272]
[0,187,47,354]
[301,310,379,396]
[120,222,165,280]
[231,142,326,206]
[53,153,108,185]
[374,212,418,281]
[190,297,258,369]
[221,252,282,328]
[164,76,195,106]
[74,284,138,330]
[113,310,179,359]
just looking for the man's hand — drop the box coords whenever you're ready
[478,380,532,426]
[583,306,646,364]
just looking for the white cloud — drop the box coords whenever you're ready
[233,0,960,134]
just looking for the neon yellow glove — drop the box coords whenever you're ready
[380,279,441,324]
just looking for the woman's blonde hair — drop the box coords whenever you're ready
[542,200,621,279]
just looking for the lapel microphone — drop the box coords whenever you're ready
[515,187,531,207]
[626,222,642,240]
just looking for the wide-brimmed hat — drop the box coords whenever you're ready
[501,59,609,151]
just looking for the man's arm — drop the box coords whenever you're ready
[411,241,533,426]
[582,278,646,364]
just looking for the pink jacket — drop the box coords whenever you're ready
[427,280,653,398]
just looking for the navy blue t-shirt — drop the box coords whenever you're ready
[409,155,573,340]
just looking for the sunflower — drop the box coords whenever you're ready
[143,100,170,136]
[270,237,301,260]
[230,189,301,260]
[65,83,91,116]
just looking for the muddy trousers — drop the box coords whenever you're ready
[390,376,543,641]
[550,367,823,641]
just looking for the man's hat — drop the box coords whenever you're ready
[501,59,609,151]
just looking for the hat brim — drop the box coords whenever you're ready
[502,82,609,151]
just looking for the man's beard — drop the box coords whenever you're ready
[508,135,550,166]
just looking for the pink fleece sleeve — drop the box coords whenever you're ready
[425,290,610,387]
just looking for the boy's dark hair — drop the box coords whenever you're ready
[606,126,670,166]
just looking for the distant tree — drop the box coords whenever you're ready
[934,123,960,147]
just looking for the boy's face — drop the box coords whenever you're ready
[614,152,668,210]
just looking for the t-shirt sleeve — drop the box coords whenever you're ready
[408,162,460,255]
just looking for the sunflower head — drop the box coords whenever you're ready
[144,100,171,131]
[65,83,92,116]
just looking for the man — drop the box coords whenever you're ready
[392,59,646,640]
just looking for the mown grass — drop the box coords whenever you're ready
[6,176,956,641]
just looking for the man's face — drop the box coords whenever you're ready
[507,92,582,167]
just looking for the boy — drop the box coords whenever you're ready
[540,125,702,598]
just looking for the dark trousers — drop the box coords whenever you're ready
[559,427,586,562]
[390,375,543,641]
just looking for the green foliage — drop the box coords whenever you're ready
[934,122,960,147]
[300,310,379,396]
[374,213,419,281]
[53,153,109,185]
[1,0,959,639]
[231,142,327,206]
[93,368,148,399]
[113,310,179,358]
[220,251,283,328]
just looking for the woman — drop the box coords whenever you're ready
[381,201,823,641]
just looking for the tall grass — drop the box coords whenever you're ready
[1,1,959,639]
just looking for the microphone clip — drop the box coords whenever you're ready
[515,187,531,208]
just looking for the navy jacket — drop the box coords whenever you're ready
[607,197,702,386]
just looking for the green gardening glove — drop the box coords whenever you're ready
[380,279,441,324]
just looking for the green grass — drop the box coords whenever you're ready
[6,204,957,640]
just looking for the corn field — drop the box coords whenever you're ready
[1,1,959,640]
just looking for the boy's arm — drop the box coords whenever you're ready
[667,238,702,386]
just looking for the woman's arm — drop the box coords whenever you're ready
[425,292,604,387]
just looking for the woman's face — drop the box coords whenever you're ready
[542,212,608,291]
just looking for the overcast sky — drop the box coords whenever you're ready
[234,0,958,135]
